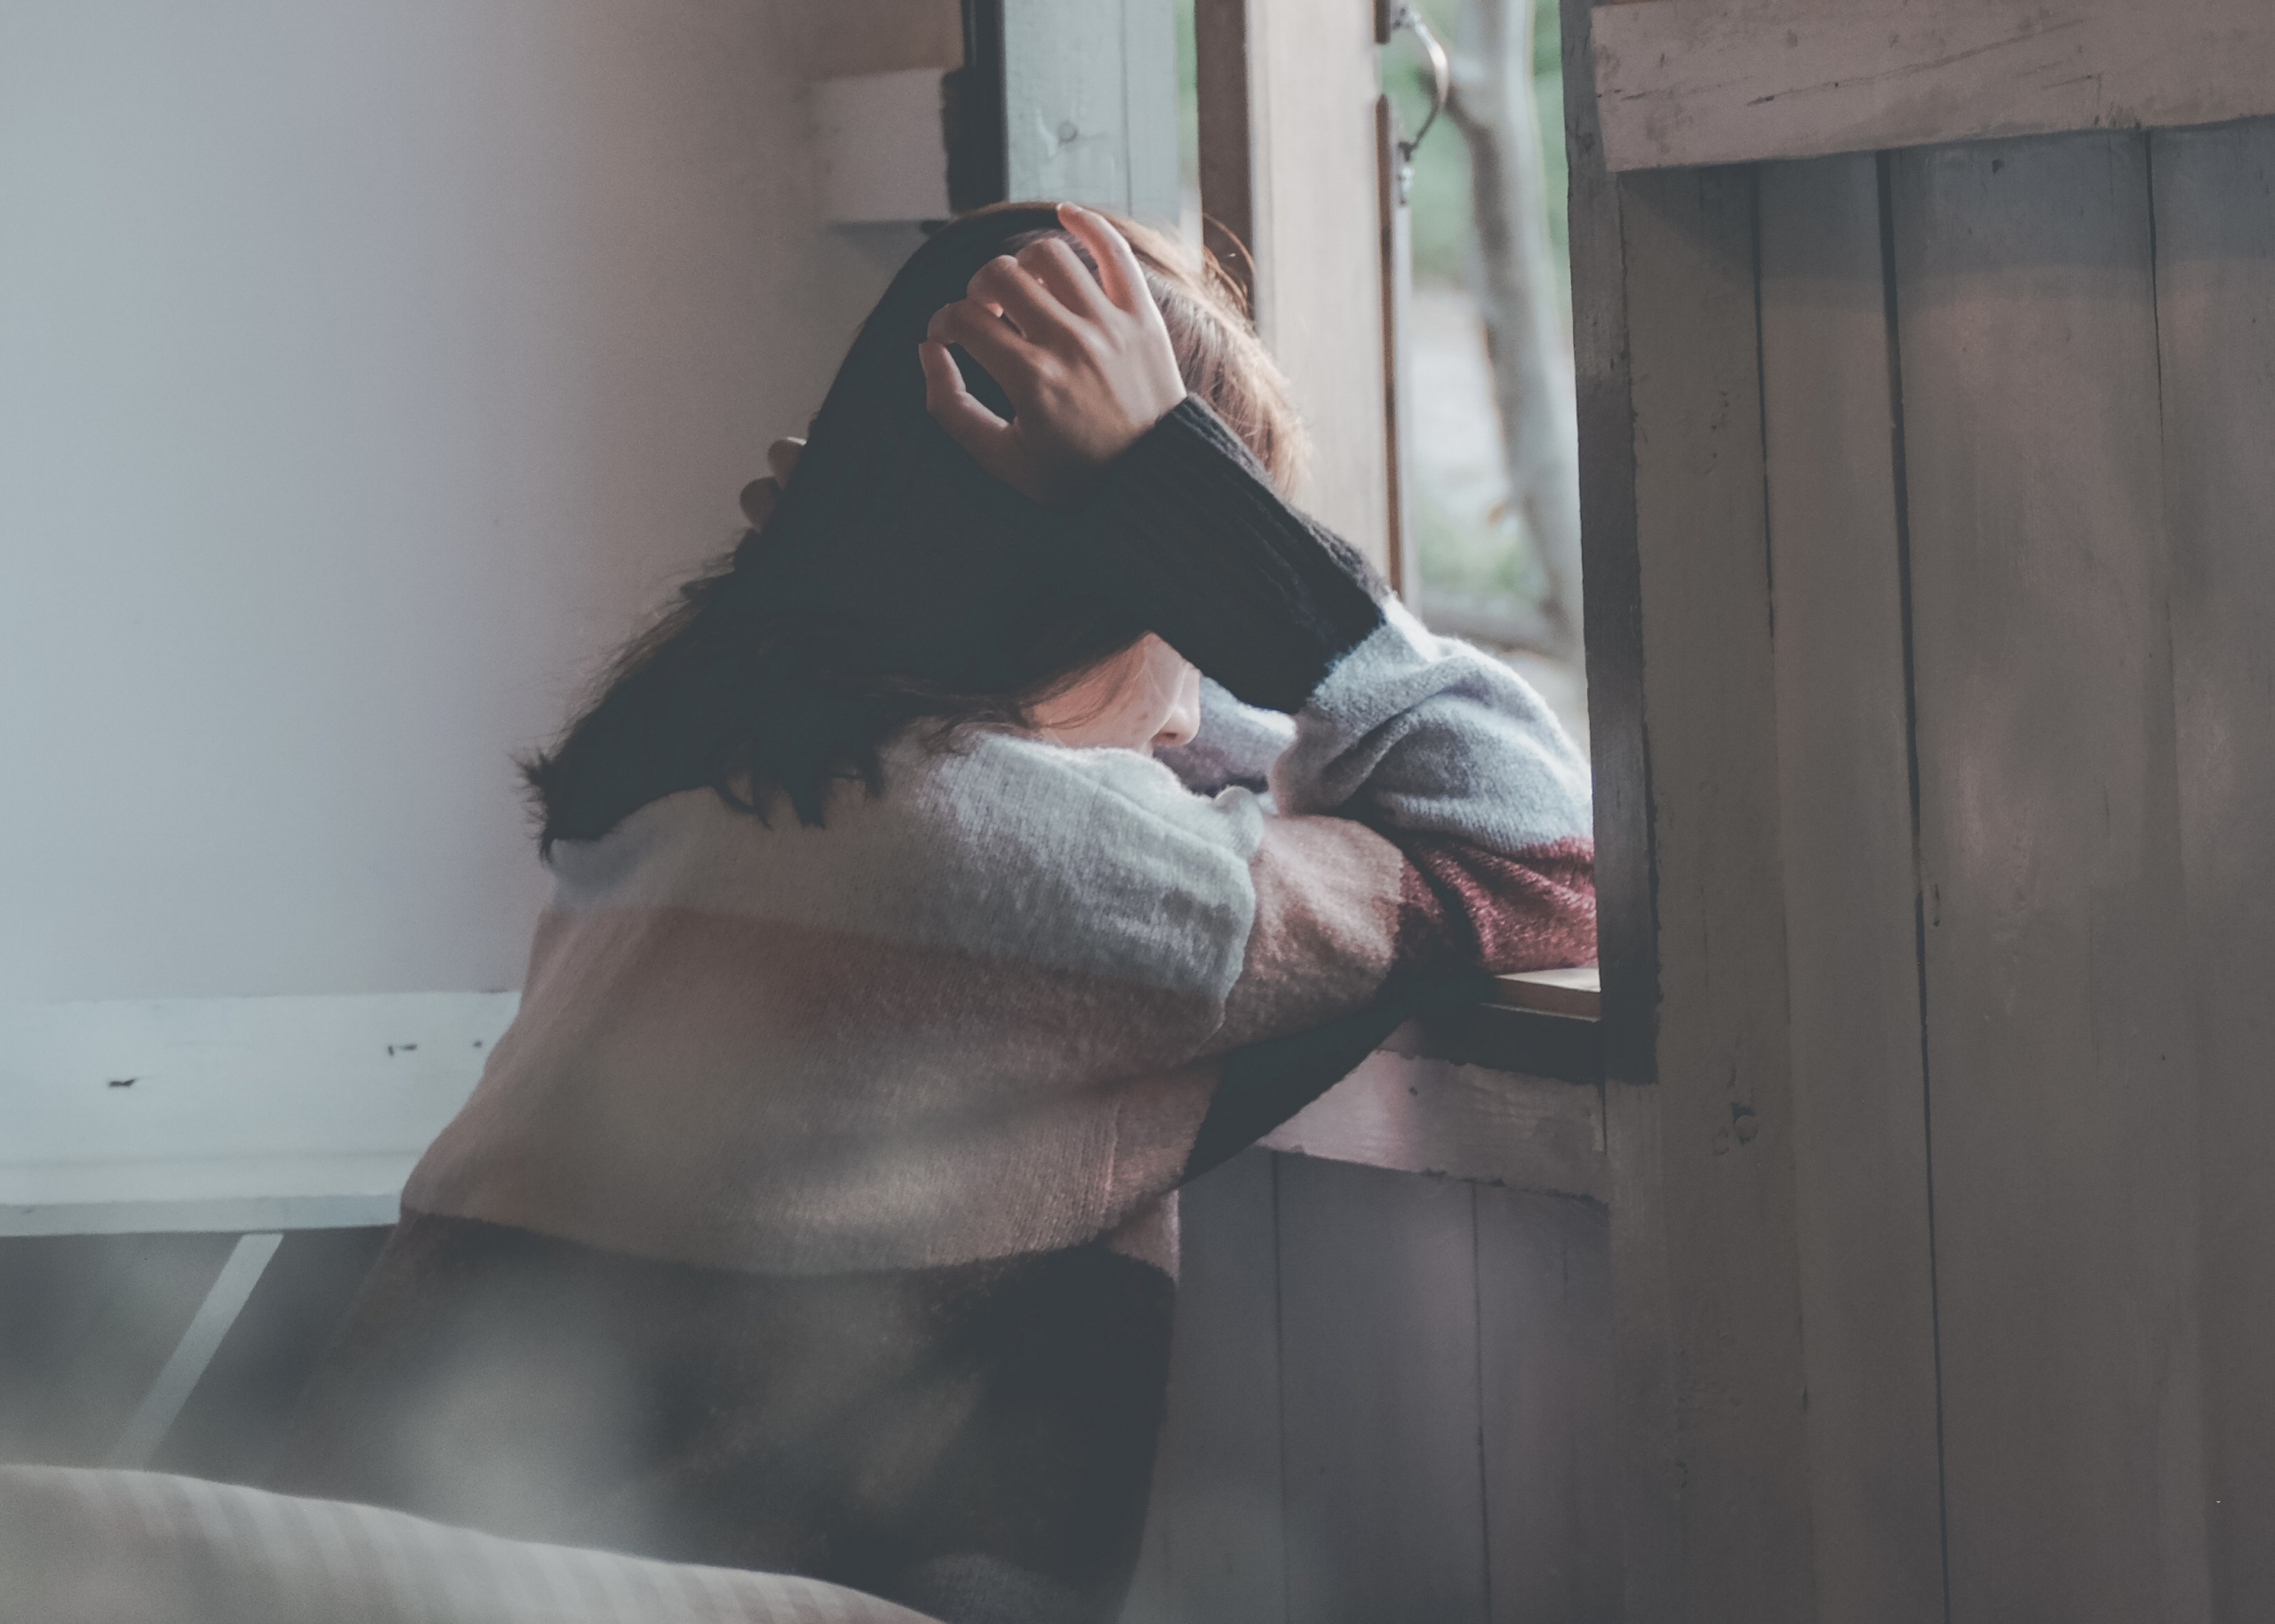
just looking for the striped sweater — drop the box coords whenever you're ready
[276,399,1593,1624]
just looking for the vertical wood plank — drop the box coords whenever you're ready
[1560,0,1654,1093]
[2151,114,2275,1624]
[1617,157,1817,1624]
[1757,151,1947,1624]
[1193,0,1256,304]
[1475,1188,1616,1624]
[1277,1158,1488,1624]
[1565,3,1711,1610]
[1891,131,2210,1624]
[1242,0,1393,568]
[1120,0,1181,227]
[1559,5,1680,1607]
[1124,1150,1286,1624]
[1002,0,1181,225]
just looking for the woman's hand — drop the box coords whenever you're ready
[919,203,1186,506]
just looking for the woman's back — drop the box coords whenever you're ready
[274,206,1594,1624]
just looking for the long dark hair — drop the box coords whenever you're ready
[523,203,1300,852]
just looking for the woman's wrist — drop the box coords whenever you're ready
[1080,398,1385,714]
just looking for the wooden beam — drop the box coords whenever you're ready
[1259,1049,1607,1201]
[1560,2,1680,1612]
[1565,3,1821,1613]
[1385,1003,1601,1085]
[1592,0,2275,173]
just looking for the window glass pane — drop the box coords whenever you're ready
[1389,0,1587,756]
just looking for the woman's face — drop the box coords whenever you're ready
[1028,633,1201,754]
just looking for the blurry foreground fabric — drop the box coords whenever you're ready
[0,1465,940,1624]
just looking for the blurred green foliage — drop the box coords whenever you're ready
[1168,0,1574,631]
[1169,0,1566,319]
[1389,0,1567,320]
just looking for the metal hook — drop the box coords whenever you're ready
[1386,4,1451,203]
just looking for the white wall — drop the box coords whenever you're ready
[0,1,920,1002]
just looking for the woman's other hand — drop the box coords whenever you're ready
[919,203,1186,506]
[737,436,805,529]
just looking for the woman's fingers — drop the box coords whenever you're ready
[1016,237,1112,324]
[920,338,1012,454]
[926,299,1039,393]
[1056,202,1148,315]
[967,256,1081,347]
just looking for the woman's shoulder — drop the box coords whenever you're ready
[543,728,1269,992]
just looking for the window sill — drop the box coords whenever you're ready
[1378,966,1603,1085]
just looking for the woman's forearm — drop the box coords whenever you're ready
[1078,396,1387,713]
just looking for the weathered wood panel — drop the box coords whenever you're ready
[1558,0,1677,1612]
[1237,0,1393,569]
[1561,0,1655,1096]
[1125,1150,1285,1624]
[1616,157,1816,1624]
[2152,115,2275,1624]
[1891,131,2209,1624]
[1002,0,1181,225]
[1475,1187,1616,1624]
[1259,1051,1606,1200]
[1277,1158,1489,1624]
[1592,0,2275,173]
[1757,151,1945,1624]
[1383,1004,1603,1085]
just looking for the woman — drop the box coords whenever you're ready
[275,203,1594,1624]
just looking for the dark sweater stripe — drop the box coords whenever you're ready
[1081,398,1387,713]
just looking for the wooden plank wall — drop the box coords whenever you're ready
[1573,0,2275,1596]
[1590,0,2275,174]
[2155,119,2275,1624]
[1126,1150,1616,1624]
[1757,151,1946,1624]
[1615,161,1817,1624]
[1199,0,1395,571]
[1891,132,2209,1624]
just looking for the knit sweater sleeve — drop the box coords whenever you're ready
[1074,396,1389,712]
[1053,397,1595,1174]
[1088,396,1592,971]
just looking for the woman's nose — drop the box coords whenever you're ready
[1153,671,1202,749]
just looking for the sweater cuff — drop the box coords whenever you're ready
[1078,397,1386,713]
